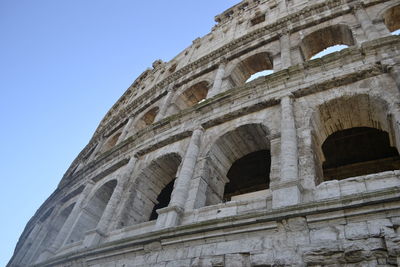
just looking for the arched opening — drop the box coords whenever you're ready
[99,132,121,154]
[67,180,117,244]
[229,52,273,86]
[322,127,400,180]
[383,5,400,34]
[33,203,75,261]
[117,153,181,228]
[309,45,349,60]
[224,150,270,201]
[300,25,355,60]
[204,123,271,205]
[135,107,159,131]
[311,95,400,184]
[174,81,209,111]
[149,179,175,220]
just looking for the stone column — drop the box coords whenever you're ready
[389,65,400,91]
[207,59,227,98]
[272,94,301,208]
[116,117,134,145]
[280,30,292,70]
[353,3,380,41]
[279,0,288,15]
[155,84,175,122]
[83,156,137,247]
[156,127,204,228]
[37,181,95,261]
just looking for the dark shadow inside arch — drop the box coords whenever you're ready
[149,179,175,220]
[322,127,400,180]
[224,150,270,201]
[204,123,271,205]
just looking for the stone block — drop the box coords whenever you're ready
[272,185,301,208]
[314,180,340,200]
[310,226,339,242]
[344,222,369,240]
[339,177,367,196]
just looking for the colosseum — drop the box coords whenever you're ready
[8,0,400,266]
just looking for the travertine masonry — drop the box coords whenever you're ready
[8,0,400,266]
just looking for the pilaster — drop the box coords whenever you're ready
[353,2,380,41]
[207,58,227,98]
[155,127,204,229]
[83,156,137,247]
[272,94,301,208]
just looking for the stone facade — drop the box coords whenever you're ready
[8,0,400,266]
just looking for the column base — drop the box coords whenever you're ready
[36,248,56,264]
[271,183,301,208]
[155,205,183,229]
[83,229,106,248]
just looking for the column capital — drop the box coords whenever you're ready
[279,92,296,101]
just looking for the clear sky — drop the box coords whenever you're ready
[0,1,239,265]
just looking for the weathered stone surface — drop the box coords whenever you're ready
[8,0,400,266]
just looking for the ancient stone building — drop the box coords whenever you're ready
[8,0,400,266]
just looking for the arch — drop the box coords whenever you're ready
[310,94,400,183]
[300,24,355,60]
[67,180,117,244]
[135,106,159,131]
[227,52,273,86]
[99,131,122,154]
[32,203,75,261]
[174,81,209,111]
[117,153,182,228]
[383,4,400,33]
[203,123,271,205]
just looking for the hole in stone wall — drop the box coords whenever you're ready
[135,107,159,132]
[224,150,270,201]
[100,132,122,154]
[229,52,273,86]
[309,44,349,60]
[117,153,181,227]
[310,94,400,184]
[322,127,400,180]
[300,24,355,60]
[246,70,274,82]
[204,123,271,206]
[149,179,175,221]
[250,14,266,26]
[383,5,400,34]
[174,81,209,111]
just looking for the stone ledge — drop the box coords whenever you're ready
[36,186,400,267]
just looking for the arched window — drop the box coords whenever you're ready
[322,127,400,180]
[311,95,400,183]
[174,81,209,111]
[32,204,75,261]
[204,124,271,205]
[229,52,274,86]
[117,153,181,227]
[383,5,400,34]
[67,180,117,244]
[99,132,121,154]
[300,25,355,60]
[135,107,159,131]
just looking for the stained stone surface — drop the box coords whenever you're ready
[8,0,400,266]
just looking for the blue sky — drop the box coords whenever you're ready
[0,1,239,265]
